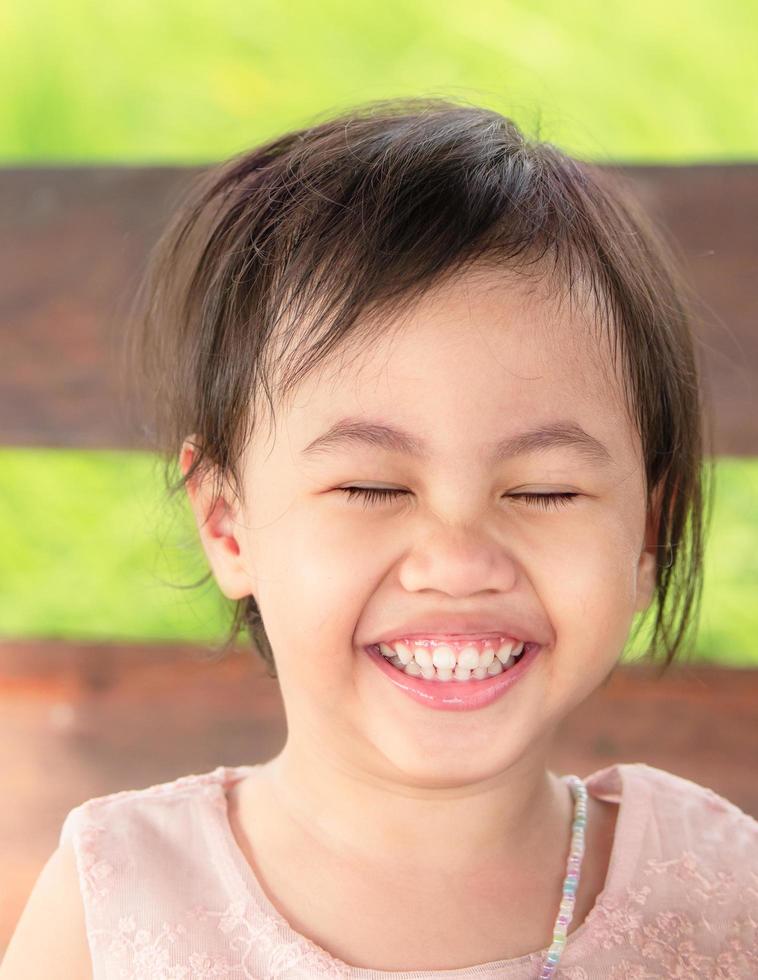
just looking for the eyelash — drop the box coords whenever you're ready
[338,487,580,511]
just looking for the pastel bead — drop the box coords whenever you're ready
[538,776,588,978]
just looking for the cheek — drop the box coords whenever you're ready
[539,517,643,664]
[249,505,371,682]
[547,528,639,610]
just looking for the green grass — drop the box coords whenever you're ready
[1,4,756,664]
[1,0,757,164]
[0,450,755,666]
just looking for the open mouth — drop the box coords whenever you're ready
[366,637,529,683]
[364,640,541,712]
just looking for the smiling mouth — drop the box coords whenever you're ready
[364,639,541,711]
[366,636,530,682]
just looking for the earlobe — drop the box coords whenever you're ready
[179,437,253,601]
[634,480,664,613]
[634,550,657,613]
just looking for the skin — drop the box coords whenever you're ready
[180,264,659,968]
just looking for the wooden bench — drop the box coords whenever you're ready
[1,163,757,952]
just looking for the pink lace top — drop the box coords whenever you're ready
[59,762,758,979]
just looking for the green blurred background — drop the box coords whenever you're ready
[2,0,756,664]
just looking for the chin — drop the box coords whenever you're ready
[377,746,512,789]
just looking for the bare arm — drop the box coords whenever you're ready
[0,838,92,979]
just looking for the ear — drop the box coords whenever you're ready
[179,435,254,601]
[634,479,664,614]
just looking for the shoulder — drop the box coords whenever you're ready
[604,762,757,908]
[58,765,233,881]
[568,763,758,973]
[587,761,757,902]
[1,766,235,975]
[623,761,757,839]
[596,761,758,864]
[644,764,758,881]
[60,764,231,834]
[67,764,231,813]
[588,760,756,833]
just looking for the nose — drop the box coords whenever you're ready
[398,526,519,598]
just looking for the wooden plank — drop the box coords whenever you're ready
[1,637,755,956]
[1,164,756,452]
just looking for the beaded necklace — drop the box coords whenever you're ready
[538,775,588,979]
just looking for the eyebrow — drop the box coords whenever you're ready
[300,417,613,466]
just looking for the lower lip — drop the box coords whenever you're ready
[364,642,542,712]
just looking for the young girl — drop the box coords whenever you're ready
[3,97,756,979]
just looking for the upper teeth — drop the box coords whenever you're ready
[377,637,525,673]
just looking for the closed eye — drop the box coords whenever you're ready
[337,487,579,510]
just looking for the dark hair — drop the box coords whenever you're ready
[123,96,714,680]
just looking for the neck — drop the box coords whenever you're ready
[261,734,572,880]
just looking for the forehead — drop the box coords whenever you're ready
[281,266,630,429]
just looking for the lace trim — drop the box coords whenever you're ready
[66,765,758,979]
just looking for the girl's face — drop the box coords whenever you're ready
[184,265,658,785]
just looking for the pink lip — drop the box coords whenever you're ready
[364,642,541,712]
